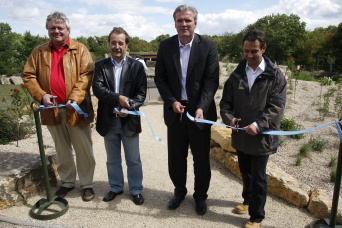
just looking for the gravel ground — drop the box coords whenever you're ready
[0,102,319,228]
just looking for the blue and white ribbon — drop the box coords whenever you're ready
[114,108,162,142]
[186,112,341,136]
[38,103,88,118]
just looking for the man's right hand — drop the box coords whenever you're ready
[172,101,186,113]
[42,94,57,107]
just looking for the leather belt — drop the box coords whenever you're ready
[180,100,189,106]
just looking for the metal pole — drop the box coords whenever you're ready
[31,101,52,201]
[329,121,342,227]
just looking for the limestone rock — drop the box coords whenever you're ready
[9,76,23,85]
[308,188,342,224]
[0,75,10,84]
[210,146,310,207]
[210,147,241,178]
[267,162,310,207]
[211,125,236,152]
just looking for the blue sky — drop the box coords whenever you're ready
[0,0,341,41]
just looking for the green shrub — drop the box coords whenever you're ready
[280,117,305,139]
[292,71,315,81]
[308,137,325,152]
[330,169,336,183]
[295,156,302,166]
[0,109,34,145]
[329,156,337,168]
[299,144,311,157]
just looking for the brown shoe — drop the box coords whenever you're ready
[54,186,74,198]
[82,188,95,202]
[244,221,261,228]
[234,204,249,214]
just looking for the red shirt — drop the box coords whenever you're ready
[49,38,70,104]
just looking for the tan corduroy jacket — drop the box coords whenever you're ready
[23,38,94,126]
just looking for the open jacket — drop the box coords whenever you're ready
[22,39,95,126]
[154,34,219,130]
[220,56,287,155]
[92,57,147,137]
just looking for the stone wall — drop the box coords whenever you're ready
[210,124,342,223]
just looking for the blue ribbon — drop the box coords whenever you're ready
[186,112,341,136]
[38,103,88,118]
[114,108,162,142]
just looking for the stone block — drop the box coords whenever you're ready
[9,76,23,85]
[308,188,342,224]
[0,75,10,84]
[210,146,311,207]
[211,125,236,152]
[267,162,310,207]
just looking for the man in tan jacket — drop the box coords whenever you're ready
[23,11,96,201]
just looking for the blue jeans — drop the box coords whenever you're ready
[104,116,143,195]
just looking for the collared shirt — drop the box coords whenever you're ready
[245,57,266,91]
[245,57,266,131]
[111,57,126,93]
[179,38,193,101]
[50,38,70,104]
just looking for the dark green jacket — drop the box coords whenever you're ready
[220,56,287,155]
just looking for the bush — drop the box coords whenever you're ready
[0,109,34,145]
[308,137,325,152]
[292,71,315,81]
[280,117,305,139]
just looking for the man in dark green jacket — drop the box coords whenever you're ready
[220,29,287,228]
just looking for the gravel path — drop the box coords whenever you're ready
[0,103,317,228]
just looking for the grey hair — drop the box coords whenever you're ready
[45,11,70,31]
[173,5,198,23]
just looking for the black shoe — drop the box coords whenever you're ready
[195,200,207,215]
[102,191,123,202]
[132,194,144,205]
[82,188,95,202]
[54,186,74,198]
[168,195,185,210]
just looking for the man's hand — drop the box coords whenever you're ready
[119,95,131,108]
[42,94,57,107]
[229,118,241,131]
[194,108,204,120]
[118,108,128,117]
[172,101,186,114]
[67,99,77,104]
[244,123,259,135]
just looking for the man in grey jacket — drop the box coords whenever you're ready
[220,29,287,228]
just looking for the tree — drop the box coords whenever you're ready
[246,14,307,64]
[149,34,170,52]
[0,24,24,75]
[128,37,151,52]
[332,22,342,71]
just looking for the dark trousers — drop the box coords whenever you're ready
[167,113,211,201]
[237,150,269,223]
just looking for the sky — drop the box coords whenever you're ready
[0,0,341,42]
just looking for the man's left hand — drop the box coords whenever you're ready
[244,124,259,135]
[194,108,204,120]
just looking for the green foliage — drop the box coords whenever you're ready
[245,14,307,64]
[308,137,325,152]
[0,84,34,146]
[319,76,333,85]
[329,156,337,168]
[299,144,310,157]
[330,169,336,182]
[280,117,305,139]
[292,71,315,81]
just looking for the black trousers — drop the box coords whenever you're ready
[237,150,269,223]
[167,113,211,201]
